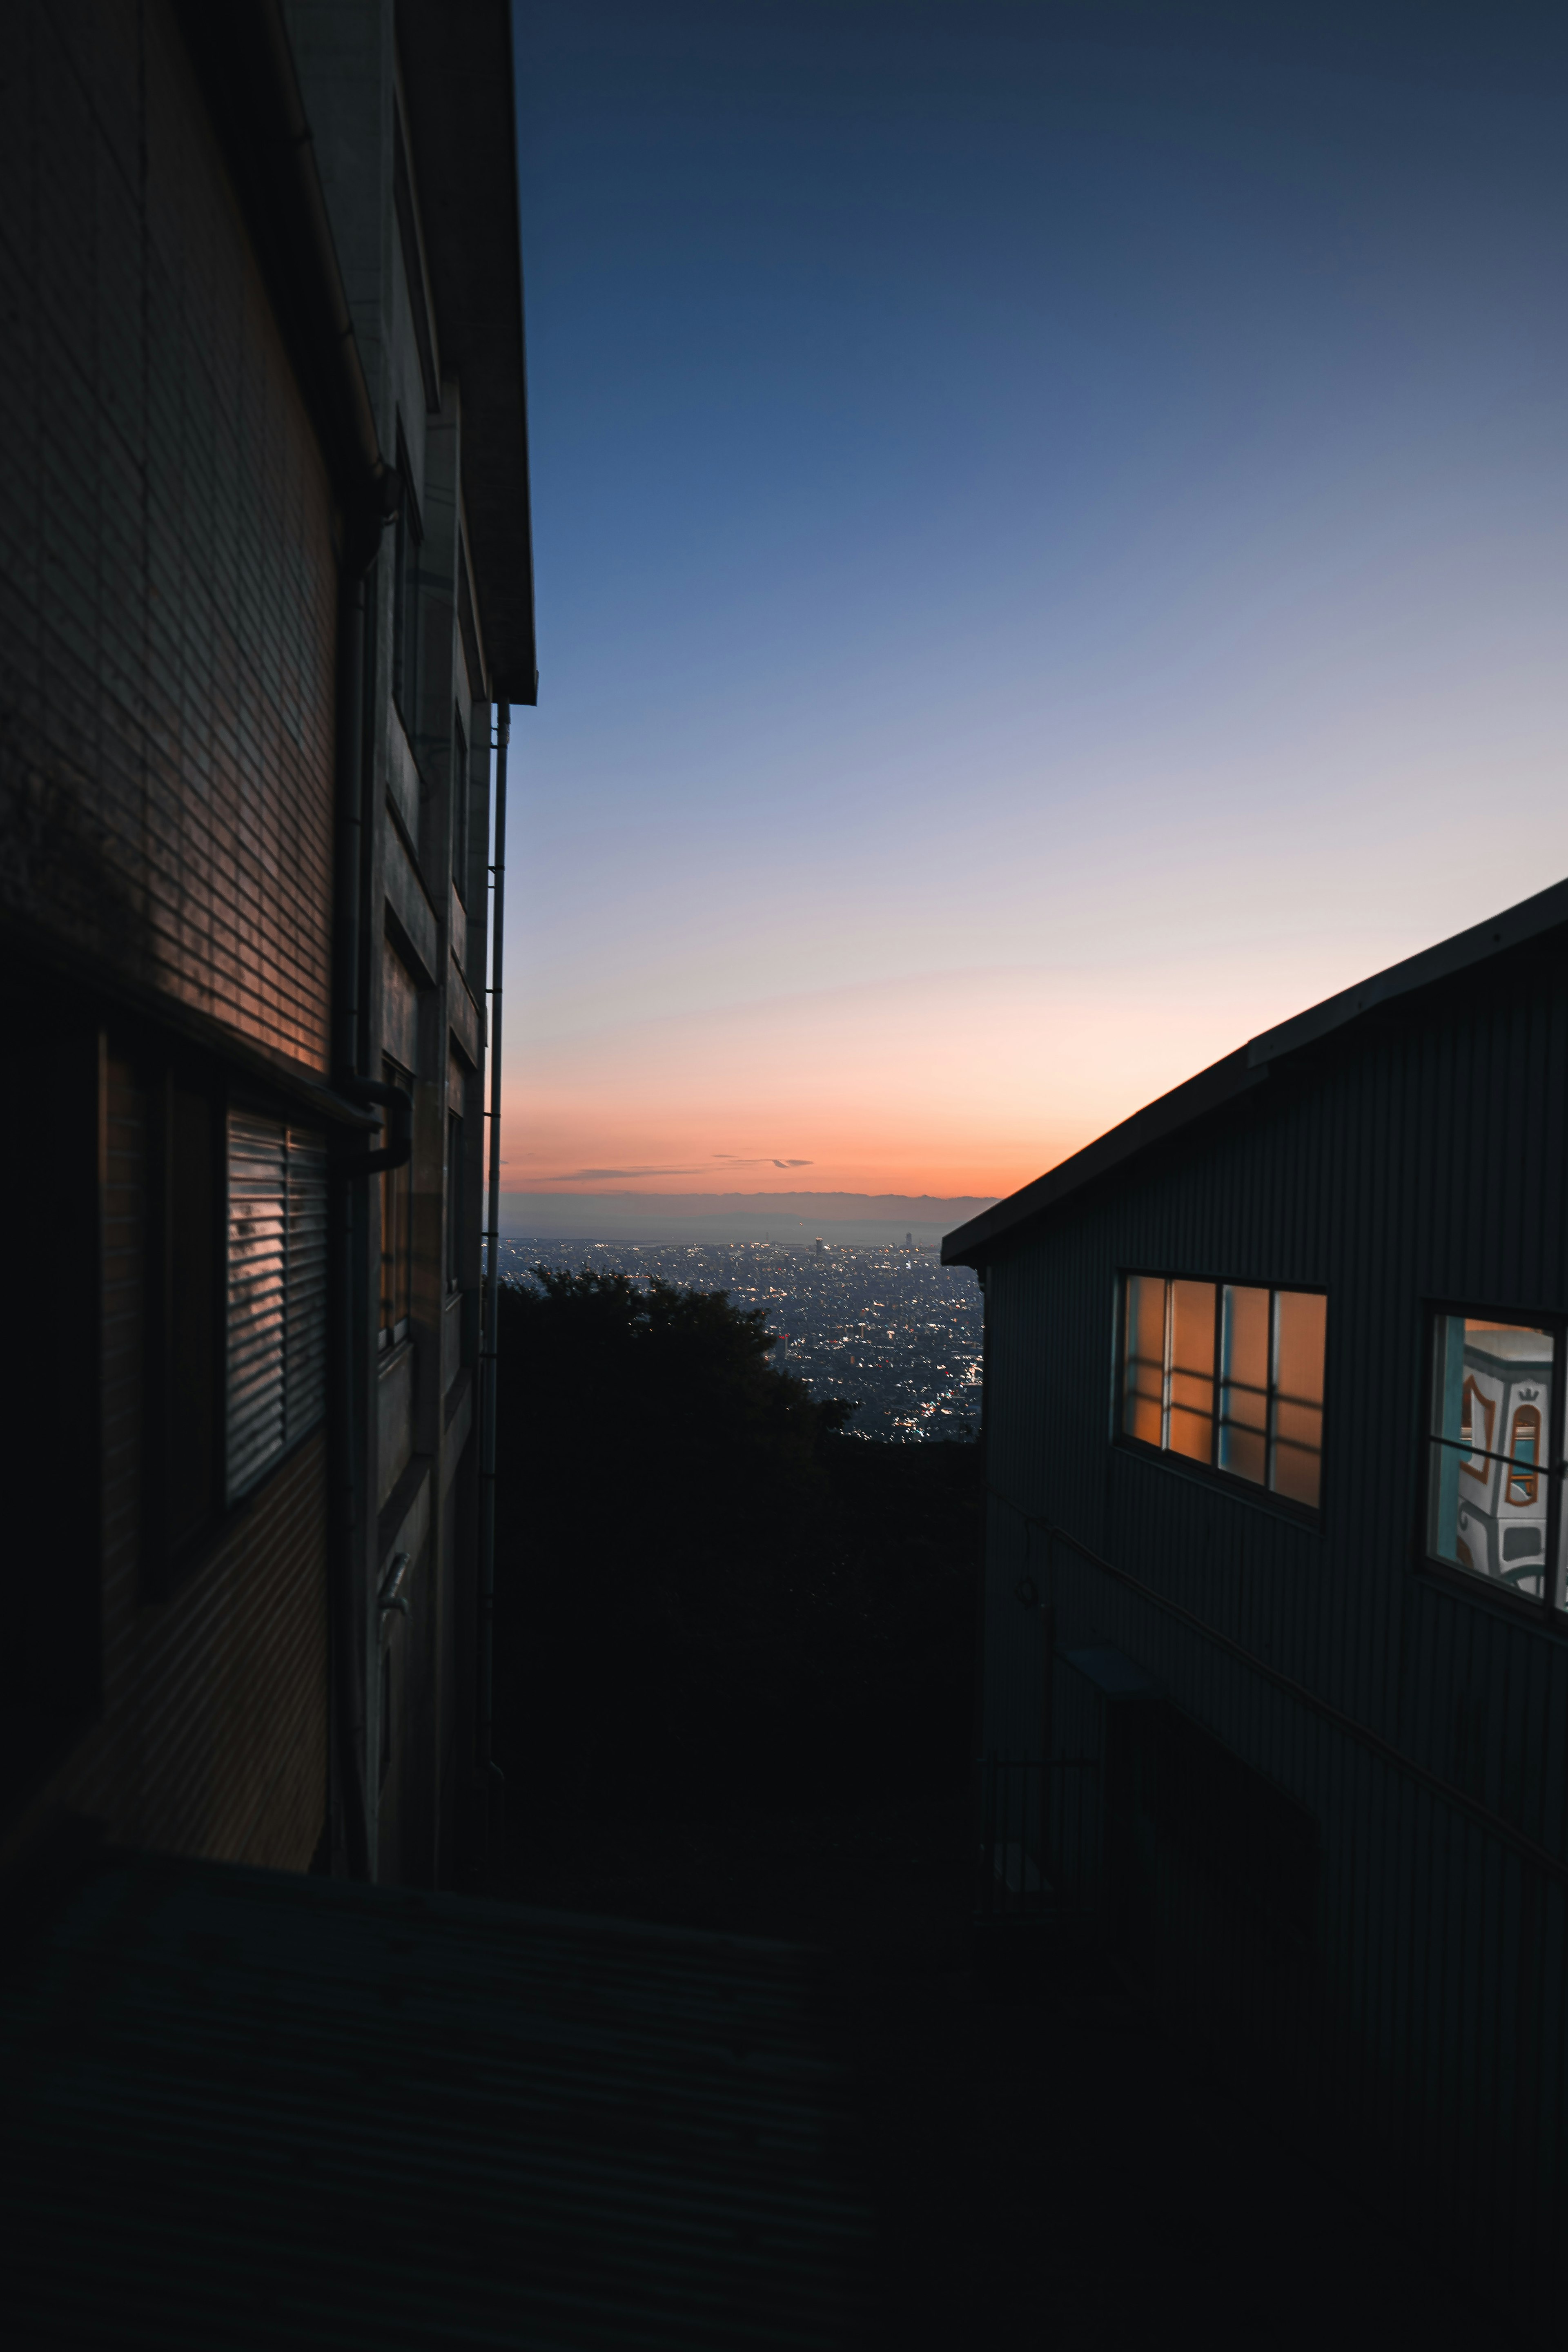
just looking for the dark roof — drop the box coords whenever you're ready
[943,874,1568,1267]
[5,1844,869,2348]
[397,0,537,705]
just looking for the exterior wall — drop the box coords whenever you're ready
[2,0,516,1902]
[0,0,338,1070]
[288,3,494,1887]
[984,945,1568,1821]
[0,4,338,1876]
[22,1053,329,1871]
[977,936,1568,2325]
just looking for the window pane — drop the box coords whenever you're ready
[1428,1440,1478,1573]
[168,1086,216,1545]
[1218,1285,1270,1483]
[1428,1319,1553,1595]
[1168,1280,1214,1462]
[1222,1284,1270,1389]
[1272,1435,1321,1510]
[1170,1280,1215,1376]
[1273,1397,1321,1452]
[1168,1400,1214,1462]
[1124,1275,1166,1442]
[1274,1290,1325,1408]
[1219,1425,1267,1485]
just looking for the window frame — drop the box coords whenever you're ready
[379,1057,414,1352]
[1419,1299,1567,1622]
[1114,1268,1329,1524]
[142,1061,226,1598]
[451,702,470,905]
[390,431,423,736]
[225,1101,330,1507]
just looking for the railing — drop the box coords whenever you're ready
[974,1753,1100,1925]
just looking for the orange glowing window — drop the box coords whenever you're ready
[1122,1274,1325,1510]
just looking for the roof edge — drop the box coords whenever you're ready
[942,1048,1263,1265]
[943,874,1568,1268]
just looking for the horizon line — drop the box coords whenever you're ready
[497,1187,1002,1205]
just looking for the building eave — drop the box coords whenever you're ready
[396,0,537,705]
[943,874,1568,1268]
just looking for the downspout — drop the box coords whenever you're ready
[329,487,401,1884]
[176,0,401,1883]
[477,701,511,1886]
[329,556,372,1880]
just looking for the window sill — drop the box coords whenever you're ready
[378,1333,414,1378]
[1114,1435,1323,1531]
[1417,1549,1566,1627]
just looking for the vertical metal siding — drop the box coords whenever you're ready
[979,944,1568,2331]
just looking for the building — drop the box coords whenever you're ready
[1,0,534,1891]
[944,881,1568,2331]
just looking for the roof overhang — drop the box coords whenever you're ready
[396,0,537,705]
[943,875,1568,1268]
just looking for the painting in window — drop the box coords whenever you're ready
[1427,1318,1555,1599]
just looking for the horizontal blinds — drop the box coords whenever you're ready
[227,1112,328,1502]
[285,1132,330,1447]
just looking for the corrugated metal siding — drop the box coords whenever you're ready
[978,945,1568,2328]
[0,0,336,1070]
[227,1111,328,1502]
[4,1851,871,2349]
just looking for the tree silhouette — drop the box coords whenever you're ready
[494,1269,980,1821]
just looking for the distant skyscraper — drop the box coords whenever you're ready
[814,1237,825,1258]
[905,1231,913,1246]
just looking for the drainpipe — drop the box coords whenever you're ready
[477,701,511,1885]
[329,489,402,1885]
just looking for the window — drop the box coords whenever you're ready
[145,1074,221,1588]
[446,1105,464,1290]
[1426,1314,1564,1606]
[226,1111,328,1502]
[380,1060,413,1347]
[451,704,469,900]
[391,440,422,729]
[1121,1275,1327,1512]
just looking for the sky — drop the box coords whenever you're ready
[504,0,1568,1222]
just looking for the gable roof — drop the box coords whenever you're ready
[942,875,1568,1267]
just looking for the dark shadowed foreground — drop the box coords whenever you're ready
[493,1272,1528,2350]
[509,1796,1528,2352]
[3,1841,871,2348]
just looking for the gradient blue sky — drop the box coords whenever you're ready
[506,0,1568,1204]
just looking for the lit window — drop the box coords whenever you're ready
[227,1111,328,1501]
[1427,1316,1560,1603]
[1121,1275,1326,1511]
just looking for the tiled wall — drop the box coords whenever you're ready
[0,0,337,1071]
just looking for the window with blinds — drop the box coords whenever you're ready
[226,1111,330,1502]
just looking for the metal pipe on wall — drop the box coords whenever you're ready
[477,701,511,1884]
[328,561,374,1882]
